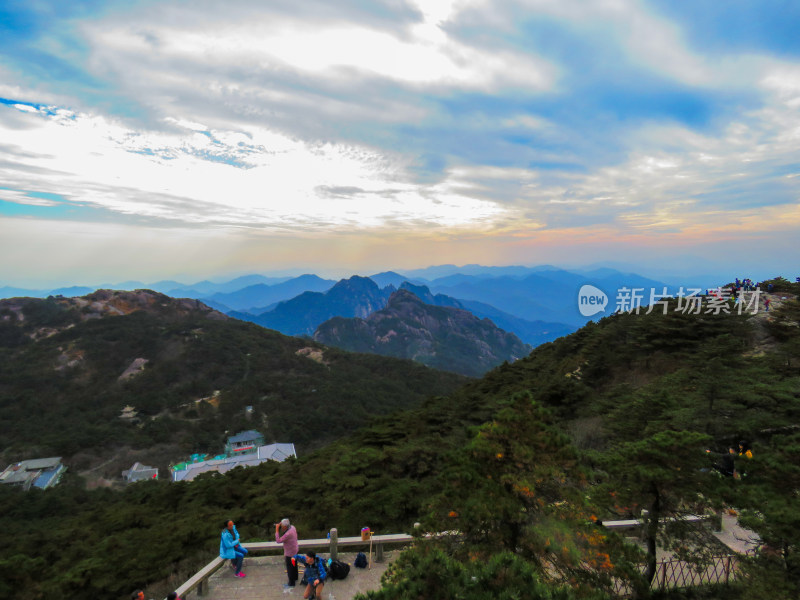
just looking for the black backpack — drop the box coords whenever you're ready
[354,552,367,568]
[327,559,351,580]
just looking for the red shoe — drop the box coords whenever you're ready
[236,572,246,578]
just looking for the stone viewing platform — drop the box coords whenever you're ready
[201,551,396,600]
[172,517,758,599]
[174,532,413,600]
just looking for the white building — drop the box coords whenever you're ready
[172,443,296,482]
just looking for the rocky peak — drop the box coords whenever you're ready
[314,289,531,377]
[398,282,465,309]
[330,275,381,295]
[77,289,228,320]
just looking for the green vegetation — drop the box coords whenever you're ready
[314,289,531,376]
[0,293,467,469]
[0,284,798,598]
[359,548,610,600]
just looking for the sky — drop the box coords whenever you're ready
[0,0,798,287]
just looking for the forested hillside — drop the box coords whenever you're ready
[0,290,467,476]
[314,289,531,376]
[1,280,798,599]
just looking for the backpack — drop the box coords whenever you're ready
[354,552,367,568]
[326,559,350,580]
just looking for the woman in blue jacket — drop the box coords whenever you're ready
[220,519,246,578]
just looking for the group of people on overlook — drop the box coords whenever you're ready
[220,517,327,599]
[707,440,753,479]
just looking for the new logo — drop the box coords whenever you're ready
[578,284,608,317]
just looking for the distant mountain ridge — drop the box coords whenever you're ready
[368,271,426,288]
[228,277,574,348]
[1,265,695,335]
[313,289,532,377]
[397,282,573,345]
[426,269,677,326]
[398,281,464,308]
[201,274,335,311]
[233,276,394,336]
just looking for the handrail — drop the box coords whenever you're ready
[603,514,717,530]
[174,557,226,599]
[242,533,413,553]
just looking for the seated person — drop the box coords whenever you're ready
[231,521,248,561]
[220,519,246,578]
[292,550,327,599]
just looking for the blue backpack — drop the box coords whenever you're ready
[354,552,367,568]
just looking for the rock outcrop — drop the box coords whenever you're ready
[314,289,531,377]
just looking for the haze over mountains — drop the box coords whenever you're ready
[0,264,724,376]
[230,276,393,336]
[1,264,696,330]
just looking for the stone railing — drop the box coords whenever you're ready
[174,529,413,598]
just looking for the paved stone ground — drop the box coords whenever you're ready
[623,513,760,559]
[713,512,760,554]
[200,552,396,600]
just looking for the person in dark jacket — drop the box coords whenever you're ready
[707,446,737,478]
[292,550,327,599]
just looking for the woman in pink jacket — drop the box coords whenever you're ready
[276,518,299,587]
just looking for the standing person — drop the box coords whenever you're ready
[738,440,753,478]
[292,551,327,599]
[276,518,299,588]
[220,519,246,578]
[707,446,737,478]
[738,440,753,460]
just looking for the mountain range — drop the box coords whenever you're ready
[230,276,393,336]
[1,265,717,357]
[314,289,532,377]
[196,274,335,312]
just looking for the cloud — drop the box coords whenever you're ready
[0,0,799,285]
[0,102,510,230]
[0,189,60,206]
